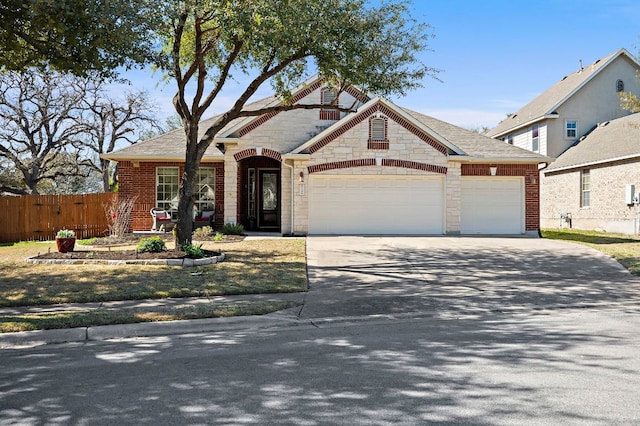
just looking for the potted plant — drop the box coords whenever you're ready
[55,229,76,253]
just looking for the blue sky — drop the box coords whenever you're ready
[120,0,640,131]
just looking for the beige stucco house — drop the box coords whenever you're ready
[541,113,640,234]
[486,48,640,159]
[104,76,548,236]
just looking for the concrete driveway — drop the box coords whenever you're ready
[300,236,640,319]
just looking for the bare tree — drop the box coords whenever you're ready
[0,70,91,194]
[0,69,161,194]
[76,89,161,192]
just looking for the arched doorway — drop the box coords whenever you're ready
[238,156,281,231]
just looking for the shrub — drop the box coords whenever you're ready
[193,226,213,239]
[213,232,224,242]
[136,236,166,253]
[182,242,205,258]
[56,229,76,238]
[222,223,244,235]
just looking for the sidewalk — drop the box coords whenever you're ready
[0,292,307,349]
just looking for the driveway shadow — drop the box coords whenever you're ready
[301,237,640,319]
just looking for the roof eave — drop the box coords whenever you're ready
[545,152,640,174]
[489,114,559,139]
[452,155,552,164]
[100,153,224,162]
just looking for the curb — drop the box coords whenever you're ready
[0,314,302,349]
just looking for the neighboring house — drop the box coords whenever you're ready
[541,113,640,234]
[103,75,548,236]
[486,48,640,159]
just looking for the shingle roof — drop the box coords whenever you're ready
[102,96,277,161]
[486,49,636,138]
[402,108,549,161]
[545,113,640,172]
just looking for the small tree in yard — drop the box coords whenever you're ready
[104,195,138,239]
[154,0,438,248]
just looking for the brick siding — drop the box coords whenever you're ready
[461,163,540,231]
[117,161,225,231]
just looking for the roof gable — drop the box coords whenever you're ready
[487,49,640,138]
[218,75,370,138]
[291,97,465,156]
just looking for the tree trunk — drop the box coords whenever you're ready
[174,121,200,249]
[101,158,111,192]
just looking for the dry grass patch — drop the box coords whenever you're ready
[542,229,640,276]
[0,239,307,307]
[0,300,300,333]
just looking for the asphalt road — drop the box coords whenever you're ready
[2,307,640,425]
[3,236,640,424]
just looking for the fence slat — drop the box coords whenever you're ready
[0,193,117,243]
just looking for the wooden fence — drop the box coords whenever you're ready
[0,193,117,243]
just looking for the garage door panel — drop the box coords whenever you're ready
[461,178,523,234]
[309,175,444,235]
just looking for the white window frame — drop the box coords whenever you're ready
[581,169,590,208]
[156,167,180,213]
[195,167,216,215]
[531,124,539,152]
[565,120,578,139]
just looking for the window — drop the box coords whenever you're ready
[617,79,624,92]
[156,167,216,216]
[531,124,539,152]
[507,134,513,145]
[565,120,577,139]
[370,118,386,140]
[367,116,389,149]
[581,169,590,207]
[320,88,340,120]
[195,167,215,214]
[156,167,179,213]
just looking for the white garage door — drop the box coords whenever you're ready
[309,175,444,235]
[460,177,524,234]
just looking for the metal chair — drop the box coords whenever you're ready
[150,208,173,231]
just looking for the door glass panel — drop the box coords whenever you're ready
[262,173,278,211]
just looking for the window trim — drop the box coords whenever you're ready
[195,167,216,215]
[531,124,539,152]
[156,166,180,214]
[368,116,389,149]
[565,120,578,139]
[581,169,590,208]
[320,88,340,120]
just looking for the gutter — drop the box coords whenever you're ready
[545,153,640,174]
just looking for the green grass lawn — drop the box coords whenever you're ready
[541,228,640,276]
[0,238,307,332]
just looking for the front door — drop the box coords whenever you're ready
[259,170,280,229]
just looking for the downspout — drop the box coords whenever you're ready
[282,159,295,235]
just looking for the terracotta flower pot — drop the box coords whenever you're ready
[56,237,76,253]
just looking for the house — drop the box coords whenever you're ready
[103,75,548,236]
[486,48,640,158]
[541,113,640,234]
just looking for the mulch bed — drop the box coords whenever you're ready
[33,249,221,261]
